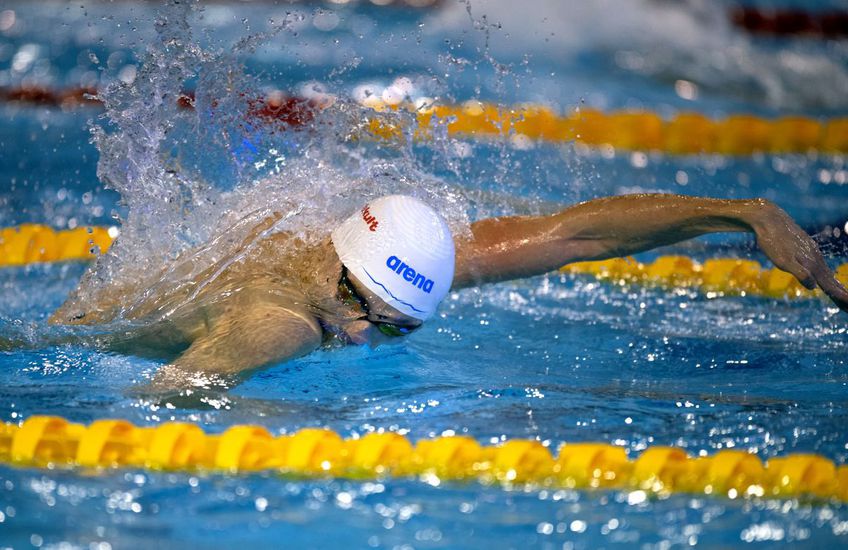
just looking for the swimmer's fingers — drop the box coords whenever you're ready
[819,276,848,313]
[784,244,848,313]
[757,222,848,313]
[758,238,813,288]
[809,260,848,314]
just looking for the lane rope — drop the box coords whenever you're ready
[560,255,848,302]
[4,85,848,154]
[3,224,845,304]
[0,224,116,266]
[1,416,846,502]
[366,101,848,155]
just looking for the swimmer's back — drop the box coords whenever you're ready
[50,224,339,329]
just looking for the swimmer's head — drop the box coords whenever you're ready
[331,195,455,322]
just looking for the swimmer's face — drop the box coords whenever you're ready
[339,270,423,348]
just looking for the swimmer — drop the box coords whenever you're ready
[50,193,848,391]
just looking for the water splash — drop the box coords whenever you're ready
[67,1,479,325]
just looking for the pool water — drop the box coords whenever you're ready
[2,1,848,548]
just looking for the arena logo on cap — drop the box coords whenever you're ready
[386,255,434,293]
[361,205,378,232]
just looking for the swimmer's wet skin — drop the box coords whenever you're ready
[52,193,848,392]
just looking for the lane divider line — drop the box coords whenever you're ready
[4,84,848,154]
[559,255,848,301]
[1,416,846,502]
[0,224,116,266]
[365,101,848,154]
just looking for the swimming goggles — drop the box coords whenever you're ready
[338,267,421,337]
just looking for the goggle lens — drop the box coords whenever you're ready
[376,323,418,338]
[339,267,421,338]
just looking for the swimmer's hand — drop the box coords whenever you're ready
[748,200,848,313]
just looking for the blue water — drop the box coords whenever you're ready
[2,1,848,548]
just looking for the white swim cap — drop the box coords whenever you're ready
[332,195,455,321]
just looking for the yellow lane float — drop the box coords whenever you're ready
[560,256,848,301]
[0,224,115,266]
[1,416,846,502]
[364,99,848,155]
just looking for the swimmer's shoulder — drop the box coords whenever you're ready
[276,236,343,309]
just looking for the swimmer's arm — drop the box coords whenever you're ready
[453,193,848,312]
[147,305,323,390]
